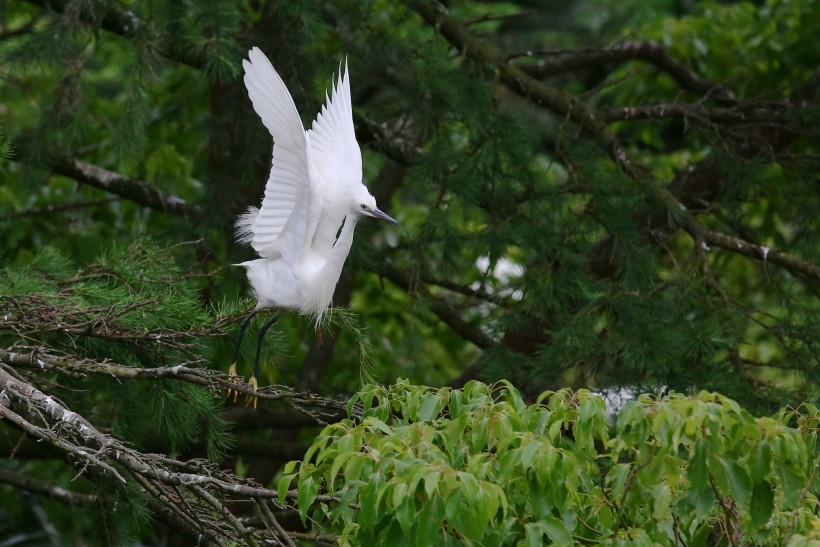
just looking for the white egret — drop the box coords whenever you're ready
[229,47,397,399]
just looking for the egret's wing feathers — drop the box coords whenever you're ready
[239,48,315,262]
[307,60,363,252]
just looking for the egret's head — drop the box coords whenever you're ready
[353,189,398,225]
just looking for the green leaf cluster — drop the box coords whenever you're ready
[282,380,820,545]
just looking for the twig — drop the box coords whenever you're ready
[2,198,120,220]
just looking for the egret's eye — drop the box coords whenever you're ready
[360,204,368,210]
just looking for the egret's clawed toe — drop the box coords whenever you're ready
[226,362,243,404]
[244,376,259,409]
[227,362,258,407]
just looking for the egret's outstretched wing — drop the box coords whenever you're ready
[237,47,317,263]
[306,59,363,252]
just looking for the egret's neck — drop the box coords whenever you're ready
[332,214,360,256]
[301,214,361,325]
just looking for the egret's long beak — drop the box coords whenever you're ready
[370,208,399,225]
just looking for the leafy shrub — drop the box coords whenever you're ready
[279,380,820,545]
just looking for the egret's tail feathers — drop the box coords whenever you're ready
[235,206,259,246]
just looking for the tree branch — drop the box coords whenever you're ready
[0,466,98,506]
[45,155,200,218]
[702,226,820,280]
[0,346,352,425]
[413,0,641,178]
[376,264,496,350]
[24,0,202,68]
[0,365,307,544]
[597,102,787,124]
[2,197,120,219]
[514,41,734,100]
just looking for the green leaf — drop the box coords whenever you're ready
[365,416,394,435]
[424,469,442,497]
[524,522,544,547]
[395,496,416,534]
[444,488,463,522]
[521,439,541,468]
[579,397,596,423]
[415,496,443,547]
[456,508,484,542]
[418,393,443,422]
[277,473,295,505]
[542,516,572,545]
[749,441,772,484]
[458,471,480,503]
[391,480,409,509]
[688,442,709,492]
[776,462,807,509]
[718,457,752,506]
[748,480,774,530]
[608,463,631,499]
[297,476,317,525]
[344,454,366,483]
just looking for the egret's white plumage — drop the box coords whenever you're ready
[235,47,397,328]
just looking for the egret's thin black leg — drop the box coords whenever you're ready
[252,313,280,381]
[231,310,259,364]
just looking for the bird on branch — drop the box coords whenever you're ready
[228,48,398,405]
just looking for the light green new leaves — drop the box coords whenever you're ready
[289,380,608,544]
[286,382,819,545]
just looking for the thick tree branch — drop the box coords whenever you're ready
[46,156,200,218]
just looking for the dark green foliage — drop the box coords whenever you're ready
[0,241,240,539]
[1,0,819,543]
[1,241,237,454]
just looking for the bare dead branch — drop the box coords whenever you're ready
[0,365,310,545]
[700,227,820,281]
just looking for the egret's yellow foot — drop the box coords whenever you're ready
[227,362,242,404]
[244,375,259,409]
